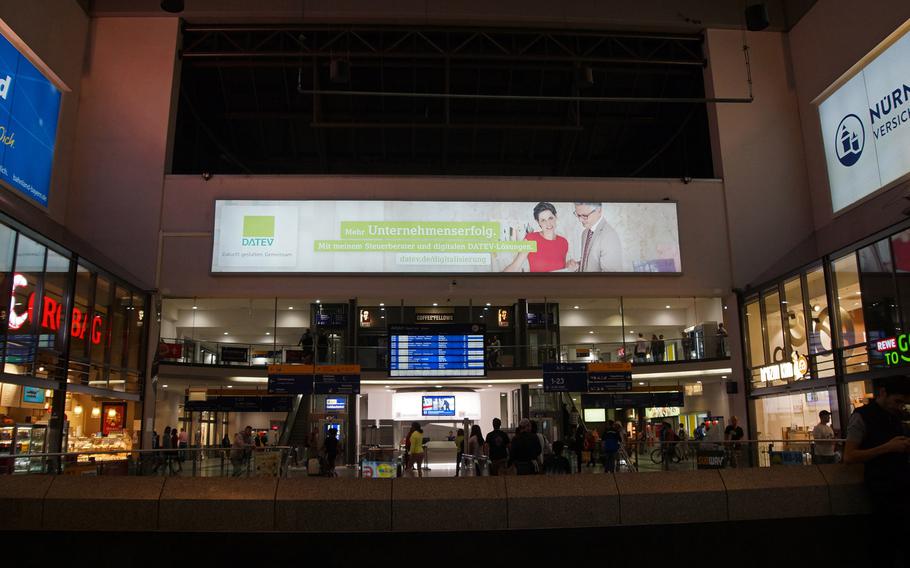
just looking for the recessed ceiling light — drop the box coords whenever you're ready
[288,306,294,310]
[379,302,385,306]
[265,332,271,335]
[589,331,594,334]
[223,332,229,335]
[696,380,702,384]
[227,385,233,389]
[573,305,580,309]
[432,303,438,306]
[192,306,198,310]
[485,303,491,306]
[381,316,385,319]
[638,382,645,385]
[315,300,320,304]
[484,307,488,311]
[435,385,442,388]
[665,305,671,309]
[722,375,728,379]
[162,384,168,388]
[480,315,484,318]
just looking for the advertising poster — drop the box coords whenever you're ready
[818,27,910,211]
[101,402,126,436]
[0,33,62,207]
[212,200,681,274]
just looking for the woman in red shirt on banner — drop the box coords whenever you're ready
[503,202,577,272]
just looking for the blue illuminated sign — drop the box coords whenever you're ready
[22,386,44,404]
[0,33,62,207]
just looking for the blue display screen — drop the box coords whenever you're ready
[22,386,44,404]
[389,324,486,377]
[422,395,455,417]
[0,33,62,207]
[325,397,346,411]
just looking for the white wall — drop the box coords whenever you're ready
[705,29,814,288]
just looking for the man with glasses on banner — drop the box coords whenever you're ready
[572,202,623,272]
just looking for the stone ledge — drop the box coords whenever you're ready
[276,478,392,532]
[159,477,278,532]
[0,475,54,531]
[721,467,831,521]
[506,474,619,529]
[816,464,870,516]
[615,470,727,525]
[43,476,165,531]
[392,477,507,532]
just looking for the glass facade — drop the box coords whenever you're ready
[158,296,729,369]
[743,220,910,450]
[0,214,149,458]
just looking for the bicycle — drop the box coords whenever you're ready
[650,444,684,465]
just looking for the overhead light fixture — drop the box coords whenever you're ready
[227,385,233,389]
[432,303,438,306]
[722,375,728,379]
[288,306,294,310]
[192,305,198,310]
[589,331,594,334]
[265,332,271,335]
[160,0,185,13]
[480,315,484,318]
[315,300,321,304]
[486,303,491,306]
[224,332,229,335]
[108,408,118,418]
[665,305,671,309]
[696,380,702,384]
[73,405,83,415]
[435,385,443,388]
[92,406,101,418]
[813,305,821,312]
[379,302,385,306]
[638,382,645,386]
[573,305,580,309]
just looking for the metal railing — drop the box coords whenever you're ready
[0,446,294,478]
[158,333,732,370]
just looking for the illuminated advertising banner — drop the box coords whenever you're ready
[0,33,62,207]
[818,25,910,212]
[211,200,681,274]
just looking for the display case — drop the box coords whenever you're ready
[13,424,47,473]
[0,425,13,456]
[67,432,132,462]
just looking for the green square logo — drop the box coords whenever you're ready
[242,216,275,238]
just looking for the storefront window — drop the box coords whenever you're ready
[745,299,765,368]
[68,266,93,385]
[846,380,873,413]
[752,387,840,443]
[857,239,898,341]
[832,254,866,347]
[6,235,46,376]
[783,277,808,356]
[0,224,17,361]
[89,276,111,386]
[37,250,71,379]
[127,294,143,371]
[763,290,786,363]
[806,267,832,353]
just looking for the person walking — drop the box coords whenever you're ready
[484,418,511,476]
[602,421,621,473]
[454,428,465,476]
[570,425,586,473]
[812,410,837,464]
[468,425,485,475]
[634,333,649,363]
[724,416,745,468]
[844,376,910,568]
[177,427,189,463]
[406,422,424,477]
[650,334,661,362]
[230,426,253,477]
[531,420,550,471]
[509,418,542,475]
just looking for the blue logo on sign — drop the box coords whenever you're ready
[835,114,864,167]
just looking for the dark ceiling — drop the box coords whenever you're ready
[173,25,719,178]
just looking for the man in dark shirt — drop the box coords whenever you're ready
[484,418,511,476]
[724,416,745,468]
[844,375,910,568]
[509,418,542,475]
[323,427,339,475]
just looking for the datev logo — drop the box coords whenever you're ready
[241,215,275,246]
[835,114,864,167]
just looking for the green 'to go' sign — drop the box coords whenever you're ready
[876,336,910,366]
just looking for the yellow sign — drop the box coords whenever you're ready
[588,362,632,372]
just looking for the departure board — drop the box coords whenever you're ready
[389,324,486,377]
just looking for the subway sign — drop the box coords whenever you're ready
[875,336,908,366]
